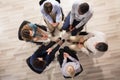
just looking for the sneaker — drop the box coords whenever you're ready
[62,39,65,43]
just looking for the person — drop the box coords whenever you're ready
[62,1,93,36]
[40,0,63,36]
[67,31,108,58]
[57,46,83,78]
[20,22,50,43]
[30,38,65,73]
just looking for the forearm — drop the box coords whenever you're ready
[62,58,67,67]
[81,47,89,55]
[68,56,78,62]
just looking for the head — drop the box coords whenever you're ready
[21,29,32,41]
[44,2,53,14]
[33,58,46,69]
[78,2,89,15]
[95,42,108,52]
[67,65,75,78]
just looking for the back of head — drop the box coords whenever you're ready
[67,65,75,78]
[79,2,89,14]
[44,2,53,14]
[95,42,108,52]
[33,58,46,69]
[21,29,32,41]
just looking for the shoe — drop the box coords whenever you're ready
[62,39,65,43]
[59,28,63,31]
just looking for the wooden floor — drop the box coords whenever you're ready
[0,0,120,80]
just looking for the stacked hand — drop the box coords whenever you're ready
[47,48,53,55]
[63,52,69,59]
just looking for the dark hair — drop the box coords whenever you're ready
[33,58,46,69]
[21,29,31,39]
[95,42,108,52]
[79,3,89,14]
[44,2,53,14]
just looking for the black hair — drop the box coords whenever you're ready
[79,3,89,14]
[33,58,46,69]
[44,2,53,14]
[96,42,108,52]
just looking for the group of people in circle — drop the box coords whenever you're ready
[18,0,108,79]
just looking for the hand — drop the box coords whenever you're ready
[51,23,59,27]
[79,37,84,43]
[77,44,84,49]
[47,48,53,55]
[63,52,69,59]
[69,25,74,32]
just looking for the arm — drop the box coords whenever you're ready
[79,33,94,43]
[68,55,78,62]
[62,58,67,67]
[75,11,93,29]
[70,3,76,26]
[55,5,62,23]
[81,47,90,56]
[41,9,53,24]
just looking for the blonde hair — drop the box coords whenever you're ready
[67,65,75,79]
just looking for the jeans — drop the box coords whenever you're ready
[62,12,85,36]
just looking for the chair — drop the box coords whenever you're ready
[18,20,47,45]
[26,57,43,74]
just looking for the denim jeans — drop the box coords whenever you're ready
[62,12,84,36]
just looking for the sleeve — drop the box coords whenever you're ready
[28,23,37,32]
[62,58,67,67]
[70,3,76,25]
[75,11,93,29]
[41,9,53,24]
[80,47,90,56]
[68,56,78,62]
[55,5,62,23]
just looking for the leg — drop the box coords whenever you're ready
[64,46,79,61]
[44,18,55,33]
[62,12,71,31]
[60,7,64,21]
[45,41,56,50]
[45,38,61,50]
[58,49,64,67]
[48,44,61,63]
[49,39,65,58]
[71,24,85,36]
